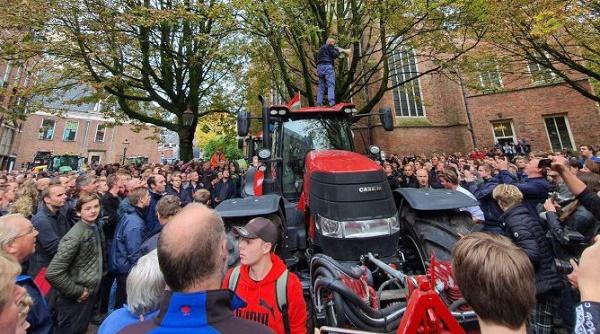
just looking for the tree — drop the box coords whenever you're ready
[194,111,236,148]
[0,0,241,161]
[462,0,600,102]
[236,0,487,113]
[203,135,243,160]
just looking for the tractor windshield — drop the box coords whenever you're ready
[280,118,353,198]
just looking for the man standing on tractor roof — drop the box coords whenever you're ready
[316,37,351,106]
[223,217,307,334]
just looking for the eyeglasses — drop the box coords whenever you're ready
[13,226,37,240]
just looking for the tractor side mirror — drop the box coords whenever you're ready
[379,107,394,131]
[237,110,250,137]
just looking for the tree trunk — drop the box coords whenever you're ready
[178,126,195,162]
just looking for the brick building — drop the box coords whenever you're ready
[358,49,600,155]
[13,110,161,170]
[0,59,34,170]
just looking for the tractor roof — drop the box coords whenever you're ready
[269,102,356,117]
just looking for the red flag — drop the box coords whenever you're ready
[287,92,301,110]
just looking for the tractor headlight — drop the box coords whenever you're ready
[269,109,278,116]
[278,109,288,116]
[316,215,343,238]
[316,215,398,238]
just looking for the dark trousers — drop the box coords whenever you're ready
[115,273,128,309]
[54,292,97,334]
[98,271,116,314]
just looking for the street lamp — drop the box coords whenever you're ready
[122,138,130,165]
[182,105,194,126]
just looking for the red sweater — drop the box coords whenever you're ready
[222,254,307,334]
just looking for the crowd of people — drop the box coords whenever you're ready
[0,143,598,334]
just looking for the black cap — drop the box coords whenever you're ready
[233,217,279,244]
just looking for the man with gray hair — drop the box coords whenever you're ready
[0,214,53,334]
[98,250,165,334]
[118,204,272,333]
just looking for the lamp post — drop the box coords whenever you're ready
[122,138,130,165]
[182,105,194,127]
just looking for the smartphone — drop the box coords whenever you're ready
[538,158,552,168]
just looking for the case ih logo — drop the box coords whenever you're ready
[358,185,382,193]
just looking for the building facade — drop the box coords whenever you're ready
[13,111,160,170]
[362,48,600,155]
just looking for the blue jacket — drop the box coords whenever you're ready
[110,201,146,274]
[166,185,192,206]
[16,274,53,334]
[498,173,554,220]
[98,306,159,334]
[117,290,273,334]
[144,191,163,239]
[464,171,510,225]
[317,43,340,65]
[500,204,563,297]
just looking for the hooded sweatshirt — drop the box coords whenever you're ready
[222,254,307,334]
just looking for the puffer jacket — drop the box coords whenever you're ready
[500,204,563,297]
[46,221,106,300]
[111,202,146,274]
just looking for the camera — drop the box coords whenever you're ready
[538,158,552,168]
[554,258,578,275]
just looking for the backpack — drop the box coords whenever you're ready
[228,265,291,334]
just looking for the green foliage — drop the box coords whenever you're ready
[203,135,242,160]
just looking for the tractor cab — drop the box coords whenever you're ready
[269,104,356,200]
[237,100,393,202]
[47,154,84,173]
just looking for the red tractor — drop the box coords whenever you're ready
[216,96,479,333]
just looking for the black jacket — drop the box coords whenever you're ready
[500,204,563,297]
[29,204,71,277]
[101,192,121,242]
[577,188,600,220]
[399,175,418,188]
[386,175,400,190]
[317,43,340,65]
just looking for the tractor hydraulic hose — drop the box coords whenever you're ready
[311,254,364,280]
[367,252,407,282]
[342,303,393,332]
[343,301,404,332]
[449,298,468,311]
[313,277,405,318]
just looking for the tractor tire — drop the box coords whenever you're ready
[411,211,477,262]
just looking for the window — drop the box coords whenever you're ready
[528,60,555,84]
[478,61,502,90]
[491,120,516,145]
[389,48,424,117]
[95,123,106,142]
[38,119,55,140]
[544,115,574,151]
[62,121,78,141]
